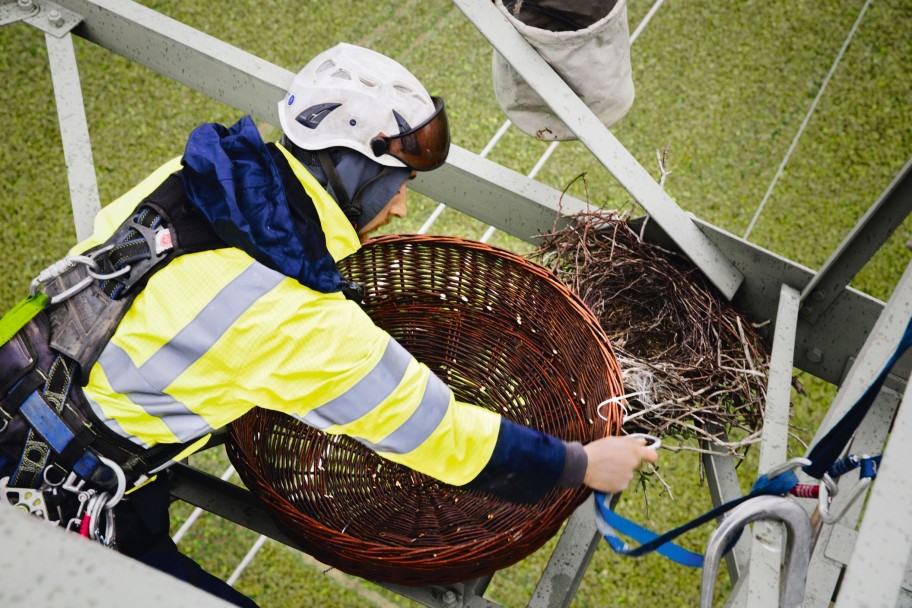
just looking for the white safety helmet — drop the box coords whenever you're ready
[278,43,450,171]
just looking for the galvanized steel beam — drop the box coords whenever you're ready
[46,30,101,241]
[528,498,602,608]
[809,260,912,447]
[168,463,500,608]
[744,285,801,608]
[801,158,912,324]
[54,0,291,123]
[836,374,912,606]
[808,264,912,606]
[168,462,302,548]
[410,145,588,245]
[701,428,750,584]
[802,386,903,607]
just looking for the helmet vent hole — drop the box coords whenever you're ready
[359,77,378,88]
[331,69,352,81]
[393,84,414,95]
[315,59,336,74]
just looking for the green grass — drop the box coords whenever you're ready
[2,0,911,606]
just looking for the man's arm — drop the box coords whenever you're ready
[239,294,656,504]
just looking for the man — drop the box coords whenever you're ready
[0,43,656,606]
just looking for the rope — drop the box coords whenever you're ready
[743,0,873,239]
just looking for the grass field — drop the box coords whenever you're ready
[2,0,911,606]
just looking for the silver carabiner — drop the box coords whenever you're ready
[818,473,870,525]
[96,455,126,509]
[701,495,812,608]
[765,456,812,480]
[626,432,662,451]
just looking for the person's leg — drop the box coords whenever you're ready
[115,479,259,608]
[134,535,259,608]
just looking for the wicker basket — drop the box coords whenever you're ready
[226,235,624,585]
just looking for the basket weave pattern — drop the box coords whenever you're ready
[226,235,624,584]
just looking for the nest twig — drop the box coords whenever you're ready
[533,210,768,455]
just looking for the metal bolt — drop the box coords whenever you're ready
[441,590,459,608]
[17,0,34,10]
[48,9,64,27]
[811,290,825,301]
[806,347,823,364]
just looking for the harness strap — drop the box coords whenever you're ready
[99,207,166,299]
[7,352,199,491]
[0,370,46,423]
[4,184,222,487]
[0,294,48,348]
[594,469,800,567]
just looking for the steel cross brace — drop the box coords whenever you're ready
[450,0,743,300]
[2,0,100,241]
[168,463,502,608]
[801,157,912,324]
[718,285,802,608]
[803,258,912,607]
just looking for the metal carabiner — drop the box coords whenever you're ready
[764,456,812,480]
[818,472,870,525]
[701,495,812,608]
[626,432,662,451]
[29,255,95,298]
[84,491,117,547]
[96,455,126,509]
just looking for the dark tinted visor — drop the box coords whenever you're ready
[370,96,450,171]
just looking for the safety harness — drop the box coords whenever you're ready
[1,117,371,547]
[0,173,227,544]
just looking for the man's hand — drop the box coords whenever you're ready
[582,436,659,494]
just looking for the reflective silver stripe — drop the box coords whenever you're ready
[85,395,150,448]
[363,371,452,455]
[95,263,284,442]
[141,264,285,384]
[302,337,412,430]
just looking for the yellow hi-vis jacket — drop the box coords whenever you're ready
[72,146,500,487]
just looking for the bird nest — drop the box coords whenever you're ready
[226,235,624,585]
[534,210,769,455]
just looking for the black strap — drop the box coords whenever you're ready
[3,173,227,491]
[0,369,45,422]
[143,173,225,256]
[318,151,358,221]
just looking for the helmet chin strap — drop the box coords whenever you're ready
[318,151,401,230]
[317,151,358,222]
[350,166,399,224]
